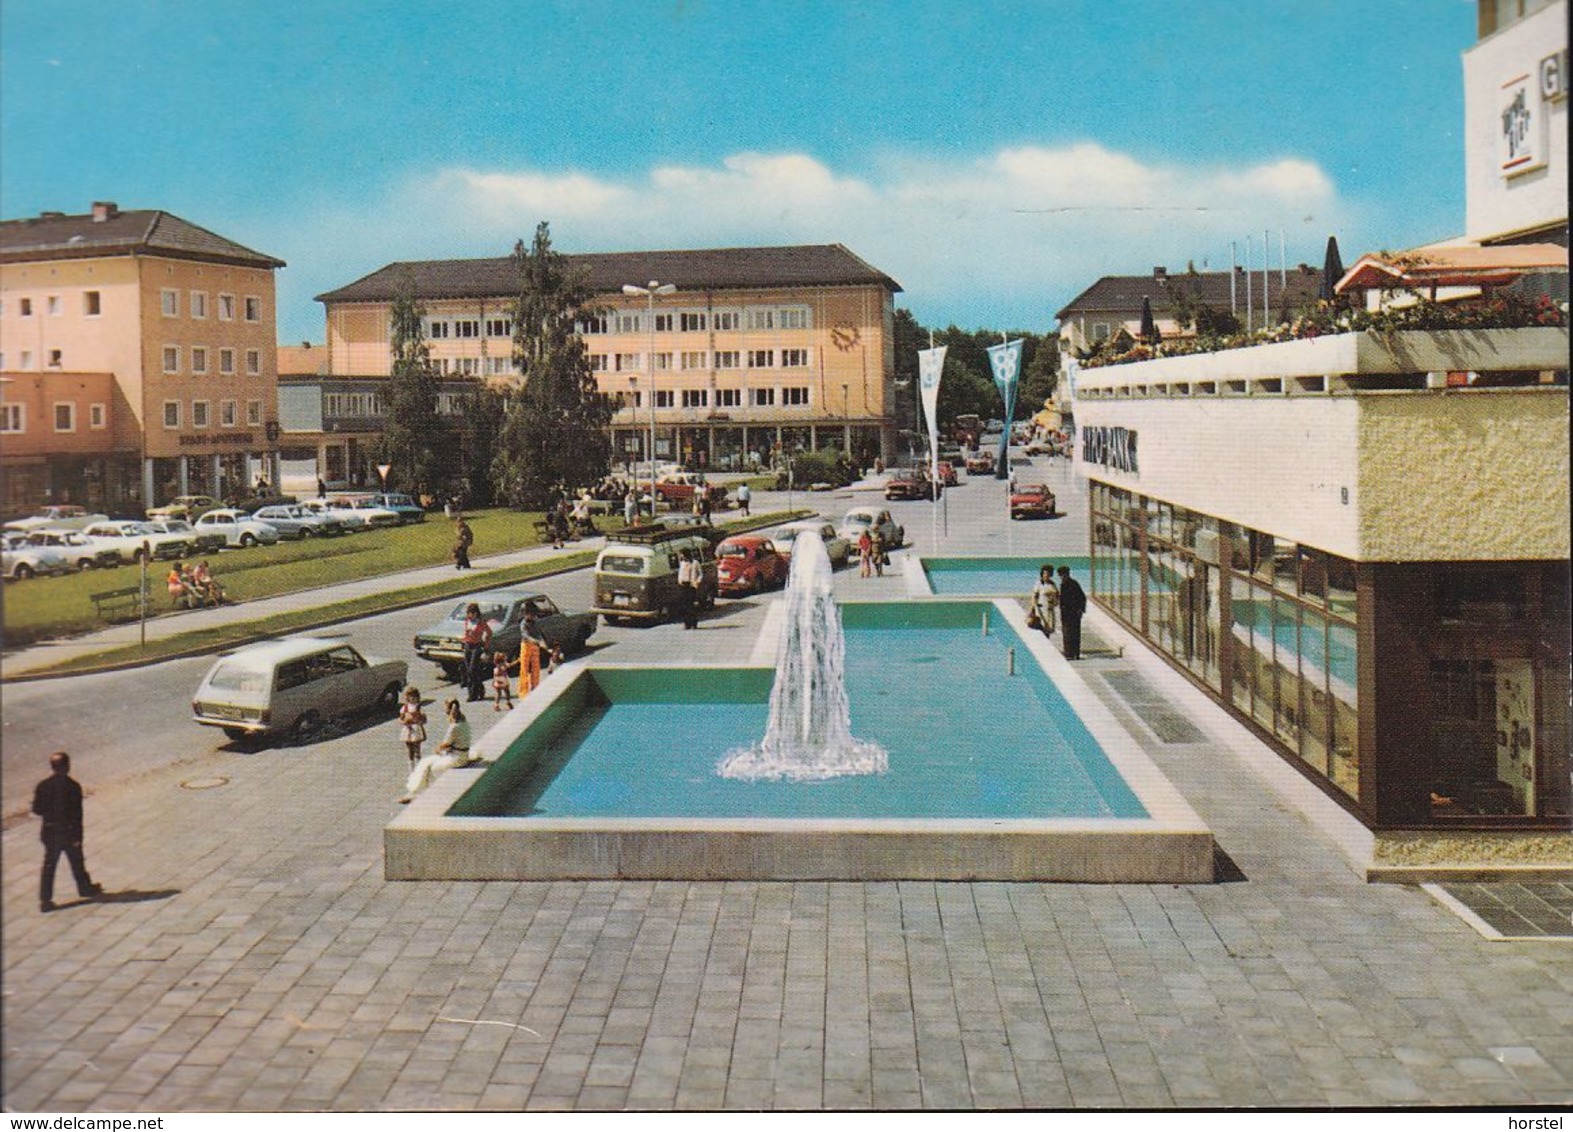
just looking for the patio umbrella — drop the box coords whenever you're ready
[1139,296,1158,342]
[1320,235,1345,302]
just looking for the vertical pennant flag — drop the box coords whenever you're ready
[986,339,1023,478]
[916,345,946,490]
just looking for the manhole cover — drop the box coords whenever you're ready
[180,776,230,790]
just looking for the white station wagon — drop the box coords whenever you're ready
[192,636,408,743]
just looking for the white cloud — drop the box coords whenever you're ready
[273,143,1351,340]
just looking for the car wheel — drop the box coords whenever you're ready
[13,563,34,580]
[376,682,402,713]
[239,533,257,548]
[290,710,322,742]
[78,558,96,571]
[300,527,314,539]
[439,662,462,682]
[577,630,592,654]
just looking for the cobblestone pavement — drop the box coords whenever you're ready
[4,465,1570,1111]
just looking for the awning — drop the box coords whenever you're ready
[1335,243,1567,294]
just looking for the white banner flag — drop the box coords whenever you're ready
[916,345,946,450]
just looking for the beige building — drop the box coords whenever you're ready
[0,202,285,512]
[313,244,902,477]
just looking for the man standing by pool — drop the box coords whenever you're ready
[1058,566,1086,660]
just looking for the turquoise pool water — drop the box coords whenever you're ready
[923,556,1092,596]
[462,601,1146,821]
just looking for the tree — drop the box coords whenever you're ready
[450,384,507,506]
[378,274,452,498]
[492,223,612,508]
[1017,332,1060,417]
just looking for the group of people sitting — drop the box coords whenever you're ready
[167,560,226,610]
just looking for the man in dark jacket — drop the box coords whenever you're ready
[33,752,101,912]
[1057,566,1087,660]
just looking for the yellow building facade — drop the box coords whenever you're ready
[0,203,285,512]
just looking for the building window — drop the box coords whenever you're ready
[712,310,740,332]
[486,357,515,375]
[455,358,480,376]
[588,354,607,372]
[90,403,106,429]
[47,295,61,316]
[219,348,236,375]
[244,296,261,322]
[0,404,23,432]
[191,347,208,375]
[654,390,675,408]
[1091,322,1111,342]
[246,349,261,375]
[681,389,708,408]
[682,351,708,370]
[161,289,180,317]
[653,352,672,371]
[190,291,208,319]
[747,349,775,368]
[427,319,449,339]
[615,353,642,372]
[47,349,63,369]
[53,403,75,432]
[779,307,811,330]
[19,350,34,370]
[163,401,181,428]
[746,308,775,331]
[218,294,235,321]
[576,315,607,335]
[83,290,101,317]
[752,388,775,407]
[714,350,741,369]
[654,313,674,332]
[192,401,210,428]
[247,400,262,425]
[782,348,809,367]
[162,346,180,374]
[454,319,480,338]
[782,386,810,406]
[18,297,33,317]
[680,312,707,332]
[615,312,641,334]
[715,388,742,408]
[221,400,237,426]
[486,317,512,338]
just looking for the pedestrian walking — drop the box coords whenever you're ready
[857,529,873,577]
[452,516,474,570]
[736,481,751,517]
[1057,566,1087,659]
[871,531,886,577]
[460,603,493,701]
[398,686,427,767]
[33,752,102,912]
[1029,564,1059,638]
[400,700,474,802]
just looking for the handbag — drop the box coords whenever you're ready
[1026,609,1041,629]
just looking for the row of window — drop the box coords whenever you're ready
[592,348,812,373]
[613,386,812,409]
[161,399,266,429]
[159,290,264,322]
[0,402,107,433]
[322,391,471,418]
[161,346,265,376]
[423,306,814,341]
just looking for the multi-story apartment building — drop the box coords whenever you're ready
[0,202,285,513]
[1062,0,1569,835]
[312,244,902,482]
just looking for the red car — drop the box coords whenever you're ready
[885,471,941,501]
[1009,483,1057,520]
[715,535,790,595]
[936,461,960,486]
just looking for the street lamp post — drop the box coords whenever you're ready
[622,280,676,515]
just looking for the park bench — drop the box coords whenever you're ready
[90,586,146,621]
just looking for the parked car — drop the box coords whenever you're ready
[768,519,851,569]
[143,518,227,556]
[192,509,282,548]
[298,497,390,531]
[413,589,597,680]
[715,535,790,596]
[837,506,904,551]
[1009,482,1057,520]
[146,495,222,523]
[252,504,345,539]
[885,470,940,501]
[334,497,405,529]
[651,472,726,509]
[965,453,997,475]
[936,460,960,487]
[81,519,195,563]
[364,492,426,523]
[23,529,120,571]
[191,636,408,743]
[4,505,109,533]
[591,525,718,624]
[2,533,71,580]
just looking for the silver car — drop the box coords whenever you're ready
[192,636,408,743]
[252,504,345,539]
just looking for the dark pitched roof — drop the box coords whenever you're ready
[1056,267,1324,321]
[0,207,285,269]
[315,244,901,304]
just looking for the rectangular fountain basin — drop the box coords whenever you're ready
[917,555,1092,597]
[386,601,1214,882]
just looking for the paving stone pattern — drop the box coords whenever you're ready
[1442,883,1573,940]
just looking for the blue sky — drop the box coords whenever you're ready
[3,0,1476,344]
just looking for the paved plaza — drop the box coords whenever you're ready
[3,464,1571,1111]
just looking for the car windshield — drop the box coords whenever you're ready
[448,602,507,623]
[719,545,751,559]
[206,661,270,694]
[600,554,647,575]
[845,514,872,528]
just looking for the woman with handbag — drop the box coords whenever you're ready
[1030,564,1059,638]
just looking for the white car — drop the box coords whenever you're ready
[252,504,345,539]
[337,497,404,529]
[2,533,71,580]
[769,518,852,569]
[143,519,228,556]
[81,520,196,564]
[837,506,904,551]
[193,509,282,548]
[23,529,120,571]
[4,505,109,533]
[303,497,399,530]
